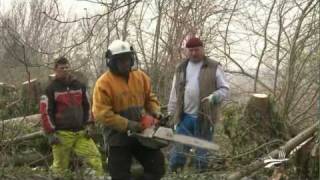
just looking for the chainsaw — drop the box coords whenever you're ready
[128,114,220,151]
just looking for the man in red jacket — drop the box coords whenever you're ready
[40,57,104,178]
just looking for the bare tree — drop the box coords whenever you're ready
[131,0,232,102]
[214,0,319,132]
[0,0,73,84]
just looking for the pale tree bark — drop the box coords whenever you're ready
[227,122,318,180]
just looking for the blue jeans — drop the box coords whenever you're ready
[169,113,213,172]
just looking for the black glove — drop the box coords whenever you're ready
[157,114,172,127]
[151,111,167,126]
[47,133,61,145]
[161,114,174,129]
[127,120,143,133]
[84,124,96,139]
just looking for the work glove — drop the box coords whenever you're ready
[159,114,172,128]
[47,133,61,145]
[127,120,143,133]
[151,111,168,126]
[151,111,164,120]
[168,115,175,129]
[201,92,221,105]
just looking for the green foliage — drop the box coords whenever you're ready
[222,103,243,144]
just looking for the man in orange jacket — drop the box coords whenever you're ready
[92,40,165,180]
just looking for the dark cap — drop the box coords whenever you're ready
[186,37,203,48]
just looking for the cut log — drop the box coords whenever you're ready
[0,114,40,127]
[227,122,318,180]
[2,130,43,144]
[1,150,51,167]
[0,114,41,141]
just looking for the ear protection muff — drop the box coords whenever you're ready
[129,46,134,66]
[105,49,112,59]
[105,49,112,67]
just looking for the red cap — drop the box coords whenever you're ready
[186,37,203,48]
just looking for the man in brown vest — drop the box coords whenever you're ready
[167,36,229,172]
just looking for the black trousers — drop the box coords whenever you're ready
[108,139,165,180]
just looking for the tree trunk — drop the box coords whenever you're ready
[226,93,288,162]
[2,130,42,144]
[0,114,40,127]
[21,78,42,105]
[227,122,318,180]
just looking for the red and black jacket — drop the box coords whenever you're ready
[40,77,90,133]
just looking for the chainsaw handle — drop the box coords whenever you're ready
[158,114,172,128]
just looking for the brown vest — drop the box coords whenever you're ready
[173,57,220,136]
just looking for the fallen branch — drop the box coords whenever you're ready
[227,122,318,180]
[2,130,43,144]
[0,114,40,128]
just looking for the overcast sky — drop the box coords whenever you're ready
[0,0,103,16]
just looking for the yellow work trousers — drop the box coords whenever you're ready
[51,130,104,177]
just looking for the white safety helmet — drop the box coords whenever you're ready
[106,40,133,57]
[105,39,137,73]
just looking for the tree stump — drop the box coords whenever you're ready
[247,94,288,152]
[21,79,42,106]
[226,93,288,164]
